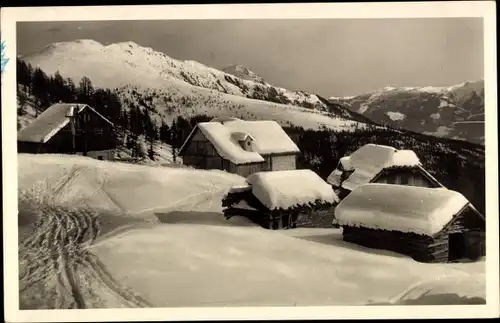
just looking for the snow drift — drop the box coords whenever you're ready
[389,273,486,305]
[18,153,246,217]
[91,226,485,307]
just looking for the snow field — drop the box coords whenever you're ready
[18,153,246,218]
[91,226,484,307]
[18,153,485,307]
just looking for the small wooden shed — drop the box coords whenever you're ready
[327,144,443,200]
[335,183,485,263]
[222,169,339,229]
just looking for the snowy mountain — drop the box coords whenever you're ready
[21,39,374,131]
[329,80,485,145]
[221,64,267,84]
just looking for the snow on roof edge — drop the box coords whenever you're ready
[335,183,470,236]
[246,170,339,210]
[42,119,70,143]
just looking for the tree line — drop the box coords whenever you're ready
[287,126,485,216]
[17,59,163,159]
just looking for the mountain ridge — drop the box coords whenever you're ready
[328,80,485,145]
[22,39,376,131]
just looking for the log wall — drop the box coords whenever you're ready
[342,226,436,262]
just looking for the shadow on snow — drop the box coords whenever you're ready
[154,211,258,227]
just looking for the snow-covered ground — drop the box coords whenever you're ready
[386,272,486,305]
[18,153,245,217]
[91,225,484,307]
[18,154,485,307]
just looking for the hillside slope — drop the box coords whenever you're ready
[329,80,485,145]
[21,39,374,130]
[16,87,179,166]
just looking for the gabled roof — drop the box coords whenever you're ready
[17,103,114,144]
[245,169,339,210]
[335,183,483,236]
[327,144,441,190]
[179,118,300,165]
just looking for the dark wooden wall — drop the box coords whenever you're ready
[342,204,486,263]
[72,108,117,152]
[373,168,439,188]
[182,129,266,176]
[433,204,485,262]
[342,226,435,262]
[18,107,117,154]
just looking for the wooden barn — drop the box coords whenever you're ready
[178,117,300,177]
[17,103,117,160]
[222,169,339,229]
[335,183,485,263]
[327,144,443,200]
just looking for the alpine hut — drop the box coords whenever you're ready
[17,103,117,160]
[178,117,300,177]
[335,183,485,263]
[222,169,339,229]
[327,144,443,199]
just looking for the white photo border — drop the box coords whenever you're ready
[2,2,498,321]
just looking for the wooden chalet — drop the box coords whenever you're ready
[335,183,485,263]
[17,103,117,160]
[222,169,339,229]
[327,144,443,200]
[178,117,300,177]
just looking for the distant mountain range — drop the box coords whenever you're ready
[329,80,485,145]
[20,39,483,145]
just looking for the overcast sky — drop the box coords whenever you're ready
[17,18,483,97]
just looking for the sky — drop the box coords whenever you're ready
[17,18,484,97]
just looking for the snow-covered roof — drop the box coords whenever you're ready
[326,144,422,190]
[339,156,354,171]
[221,119,300,155]
[246,170,339,210]
[198,122,265,164]
[228,184,252,194]
[180,118,300,165]
[335,183,472,236]
[17,103,114,143]
[231,132,254,142]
